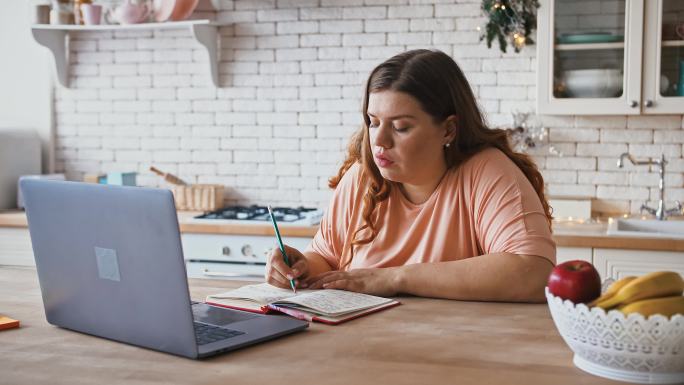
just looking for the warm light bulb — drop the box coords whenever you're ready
[513,34,526,48]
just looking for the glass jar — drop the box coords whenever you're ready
[50,0,75,25]
[73,0,92,25]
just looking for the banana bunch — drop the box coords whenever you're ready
[589,271,684,318]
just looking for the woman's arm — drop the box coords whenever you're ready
[393,253,554,303]
[307,252,554,303]
[302,251,335,277]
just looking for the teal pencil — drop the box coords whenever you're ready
[267,205,297,293]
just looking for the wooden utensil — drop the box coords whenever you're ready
[149,166,187,186]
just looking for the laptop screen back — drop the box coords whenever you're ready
[21,179,198,358]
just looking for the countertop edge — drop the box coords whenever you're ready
[2,210,684,251]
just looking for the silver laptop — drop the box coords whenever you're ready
[20,179,308,359]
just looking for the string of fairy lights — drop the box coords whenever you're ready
[478,0,540,53]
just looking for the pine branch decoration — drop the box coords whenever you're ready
[480,0,540,53]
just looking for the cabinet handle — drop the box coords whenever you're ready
[202,269,263,278]
[629,100,638,108]
[644,100,653,107]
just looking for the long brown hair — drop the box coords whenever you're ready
[329,49,552,269]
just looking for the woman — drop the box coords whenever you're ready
[266,49,556,303]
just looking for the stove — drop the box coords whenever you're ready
[184,205,322,280]
[194,205,324,226]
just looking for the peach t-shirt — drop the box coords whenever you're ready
[306,147,556,270]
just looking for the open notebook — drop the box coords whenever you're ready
[205,283,400,325]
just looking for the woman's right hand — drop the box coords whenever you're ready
[265,244,310,290]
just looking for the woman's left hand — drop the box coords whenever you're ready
[305,267,400,297]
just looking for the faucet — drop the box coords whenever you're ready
[617,153,682,220]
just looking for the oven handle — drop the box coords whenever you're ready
[202,269,264,279]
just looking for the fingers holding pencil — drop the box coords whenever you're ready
[265,245,310,290]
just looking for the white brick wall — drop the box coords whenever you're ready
[53,0,684,212]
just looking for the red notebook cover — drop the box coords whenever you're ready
[204,301,271,314]
[267,301,400,325]
[205,300,400,325]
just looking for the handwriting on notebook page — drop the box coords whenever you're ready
[279,290,391,315]
[210,284,308,304]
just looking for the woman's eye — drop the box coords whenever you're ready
[394,126,409,132]
[368,122,379,128]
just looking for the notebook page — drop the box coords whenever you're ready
[273,289,393,316]
[208,283,307,305]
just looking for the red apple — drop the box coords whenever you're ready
[547,260,601,304]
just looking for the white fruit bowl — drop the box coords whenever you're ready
[545,287,684,383]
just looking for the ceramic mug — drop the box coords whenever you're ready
[81,4,102,25]
[105,0,151,25]
[33,4,51,24]
[676,22,684,40]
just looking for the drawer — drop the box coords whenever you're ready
[186,260,265,281]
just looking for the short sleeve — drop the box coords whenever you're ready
[467,150,556,264]
[305,163,363,270]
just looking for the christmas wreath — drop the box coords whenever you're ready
[479,0,540,53]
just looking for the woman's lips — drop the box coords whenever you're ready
[375,154,394,168]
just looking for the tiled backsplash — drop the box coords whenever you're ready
[54,0,684,214]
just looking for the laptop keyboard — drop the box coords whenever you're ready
[194,322,245,345]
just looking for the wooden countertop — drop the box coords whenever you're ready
[176,211,317,237]
[0,209,316,238]
[2,210,684,251]
[0,266,619,385]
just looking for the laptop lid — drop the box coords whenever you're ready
[20,179,199,358]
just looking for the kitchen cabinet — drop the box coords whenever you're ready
[556,246,684,280]
[593,247,684,279]
[537,0,684,115]
[0,227,34,266]
[31,20,228,88]
[556,246,592,264]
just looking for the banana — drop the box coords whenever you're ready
[617,296,684,318]
[588,276,637,307]
[594,271,684,310]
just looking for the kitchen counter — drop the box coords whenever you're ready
[2,209,684,251]
[0,209,316,238]
[0,265,619,385]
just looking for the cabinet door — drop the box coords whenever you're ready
[556,246,592,264]
[593,248,684,280]
[537,0,644,115]
[0,227,34,267]
[642,0,684,114]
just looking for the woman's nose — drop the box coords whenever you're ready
[372,124,392,149]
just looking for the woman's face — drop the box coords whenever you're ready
[367,90,454,186]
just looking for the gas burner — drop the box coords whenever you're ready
[195,205,323,225]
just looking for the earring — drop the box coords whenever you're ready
[445,143,451,148]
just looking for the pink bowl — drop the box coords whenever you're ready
[169,0,199,21]
[153,0,175,22]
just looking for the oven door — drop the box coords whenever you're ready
[181,233,312,279]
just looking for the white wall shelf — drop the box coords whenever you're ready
[555,42,625,51]
[31,20,230,88]
[662,40,684,47]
